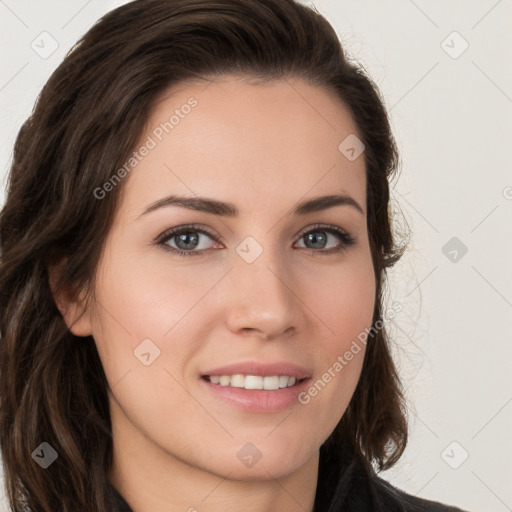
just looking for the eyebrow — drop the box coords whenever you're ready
[137,193,364,219]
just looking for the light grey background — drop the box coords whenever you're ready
[1,1,511,511]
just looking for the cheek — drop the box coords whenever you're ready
[91,246,226,383]
[90,253,209,430]
[304,254,376,354]
[290,258,375,446]
[95,245,205,334]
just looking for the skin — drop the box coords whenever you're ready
[55,76,376,512]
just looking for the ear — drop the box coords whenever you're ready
[48,261,94,337]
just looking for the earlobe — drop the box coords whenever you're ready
[48,262,94,337]
[61,299,94,337]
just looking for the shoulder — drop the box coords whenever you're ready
[314,445,469,512]
[370,473,469,512]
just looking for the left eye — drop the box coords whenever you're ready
[162,227,217,254]
[157,224,355,257]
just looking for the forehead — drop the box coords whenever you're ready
[121,76,366,218]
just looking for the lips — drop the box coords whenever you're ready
[201,361,312,380]
[199,361,313,412]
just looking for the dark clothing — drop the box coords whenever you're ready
[105,444,468,512]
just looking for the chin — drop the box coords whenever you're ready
[203,441,315,482]
[214,458,305,482]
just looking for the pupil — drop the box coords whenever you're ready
[177,231,198,250]
[306,232,326,249]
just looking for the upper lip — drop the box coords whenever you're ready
[201,361,312,380]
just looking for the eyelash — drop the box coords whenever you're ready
[155,223,356,258]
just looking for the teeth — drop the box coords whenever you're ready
[207,375,298,390]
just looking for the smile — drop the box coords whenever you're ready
[203,374,302,390]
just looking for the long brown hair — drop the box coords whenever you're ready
[0,0,408,510]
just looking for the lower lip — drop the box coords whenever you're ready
[199,376,311,413]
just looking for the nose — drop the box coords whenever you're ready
[223,243,302,341]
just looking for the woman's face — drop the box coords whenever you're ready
[71,76,375,481]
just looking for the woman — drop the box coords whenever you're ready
[0,0,468,511]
